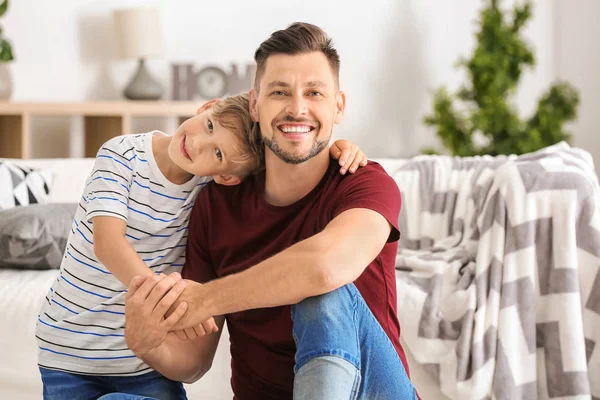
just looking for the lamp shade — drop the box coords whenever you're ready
[114,8,164,59]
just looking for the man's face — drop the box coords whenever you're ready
[250,52,345,164]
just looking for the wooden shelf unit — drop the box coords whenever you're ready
[0,101,199,159]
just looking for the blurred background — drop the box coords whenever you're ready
[0,0,597,167]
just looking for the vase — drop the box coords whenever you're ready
[0,63,13,100]
[124,58,163,101]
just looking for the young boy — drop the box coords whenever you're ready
[35,92,366,400]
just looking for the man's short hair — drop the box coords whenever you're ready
[253,22,340,90]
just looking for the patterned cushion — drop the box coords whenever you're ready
[0,161,53,210]
[0,203,77,269]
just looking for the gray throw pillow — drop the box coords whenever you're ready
[0,203,77,269]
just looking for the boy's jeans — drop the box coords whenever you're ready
[39,368,185,400]
[67,283,417,400]
[292,283,417,399]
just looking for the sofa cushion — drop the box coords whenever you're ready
[0,203,77,269]
[0,161,53,210]
[0,158,95,204]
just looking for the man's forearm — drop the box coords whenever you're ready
[201,234,342,318]
[175,209,390,330]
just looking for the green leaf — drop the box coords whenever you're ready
[0,0,8,19]
[0,37,13,61]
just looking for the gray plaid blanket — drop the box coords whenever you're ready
[385,142,600,399]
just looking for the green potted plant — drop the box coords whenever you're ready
[423,0,579,156]
[0,0,14,99]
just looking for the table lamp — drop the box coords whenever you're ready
[114,8,164,100]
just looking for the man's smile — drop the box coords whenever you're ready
[276,123,317,140]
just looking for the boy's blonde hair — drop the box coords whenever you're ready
[211,92,264,176]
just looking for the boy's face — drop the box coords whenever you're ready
[250,51,345,165]
[168,106,244,182]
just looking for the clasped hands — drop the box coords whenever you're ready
[124,272,217,358]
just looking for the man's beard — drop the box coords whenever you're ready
[263,130,330,164]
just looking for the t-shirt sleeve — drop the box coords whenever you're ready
[332,162,402,242]
[182,190,217,283]
[83,139,134,223]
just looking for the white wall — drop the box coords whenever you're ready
[554,0,600,169]
[0,0,578,161]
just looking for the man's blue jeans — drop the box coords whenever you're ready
[292,283,417,399]
[39,368,186,400]
[56,283,416,399]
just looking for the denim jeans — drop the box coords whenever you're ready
[39,367,186,400]
[292,283,417,399]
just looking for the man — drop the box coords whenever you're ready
[124,22,417,400]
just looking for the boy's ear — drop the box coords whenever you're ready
[197,99,220,115]
[213,174,242,186]
[249,89,259,122]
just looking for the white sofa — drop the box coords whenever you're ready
[0,157,444,400]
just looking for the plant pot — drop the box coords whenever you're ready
[0,63,13,100]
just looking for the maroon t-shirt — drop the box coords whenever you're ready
[183,159,409,400]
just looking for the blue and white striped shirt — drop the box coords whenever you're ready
[36,131,211,376]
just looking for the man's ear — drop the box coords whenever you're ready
[197,99,220,115]
[334,91,346,125]
[249,89,259,122]
[213,174,243,186]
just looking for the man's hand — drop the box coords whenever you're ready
[167,279,215,331]
[124,273,188,358]
[330,139,367,175]
[172,317,219,341]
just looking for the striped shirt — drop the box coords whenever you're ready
[36,131,211,376]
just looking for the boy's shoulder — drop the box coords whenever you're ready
[93,133,154,177]
[101,133,149,153]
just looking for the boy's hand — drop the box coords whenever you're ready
[172,318,219,341]
[330,140,367,175]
